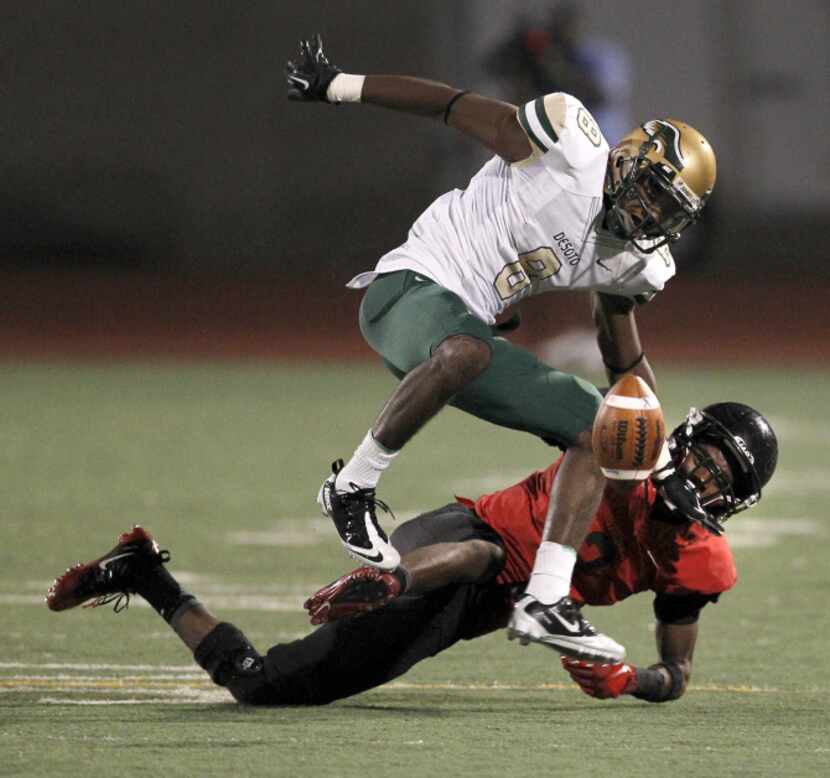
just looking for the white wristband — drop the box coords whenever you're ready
[326,73,365,103]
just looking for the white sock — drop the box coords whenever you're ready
[336,430,399,492]
[525,542,577,604]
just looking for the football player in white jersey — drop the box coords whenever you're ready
[286,35,716,663]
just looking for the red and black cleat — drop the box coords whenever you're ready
[304,566,405,625]
[46,526,169,613]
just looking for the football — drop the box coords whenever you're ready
[592,374,665,480]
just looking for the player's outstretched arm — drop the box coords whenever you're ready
[633,620,696,701]
[286,34,532,163]
[561,619,696,702]
[591,292,657,392]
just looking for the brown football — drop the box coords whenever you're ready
[592,374,666,480]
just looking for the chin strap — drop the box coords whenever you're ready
[654,471,711,530]
[650,441,714,532]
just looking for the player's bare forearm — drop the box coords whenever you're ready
[400,539,504,595]
[286,37,531,161]
[632,621,696,700]
[362,76,530,162]
[655,620,696,686]
[592,292,657,392]
[361,75,463,118]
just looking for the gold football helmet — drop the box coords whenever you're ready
[604,119,717,252]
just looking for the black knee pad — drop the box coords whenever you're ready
[194,622,276,705]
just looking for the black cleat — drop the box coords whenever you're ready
[507,594,625,663]
[46,526,168,613]
[317,459,400,571]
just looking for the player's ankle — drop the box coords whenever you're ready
[336,430,399,491]
[525,542,577,604]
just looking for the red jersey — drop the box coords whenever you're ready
[461,458,737,607]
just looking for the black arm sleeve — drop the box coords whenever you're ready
[653,591,720,625]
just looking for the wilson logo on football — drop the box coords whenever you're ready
[592,375,665,480]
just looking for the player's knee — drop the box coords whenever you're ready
[193,622,277,706]
[464,539,505,582]
[432,335,492,386]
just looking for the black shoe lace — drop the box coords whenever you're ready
[86,591,131,612]
[345,483,395,523]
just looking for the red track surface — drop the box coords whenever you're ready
[1,270,826,365]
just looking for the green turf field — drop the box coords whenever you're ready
[2,362,829,777]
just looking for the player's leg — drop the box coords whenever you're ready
[448,338,623,662]
[305,503,505,622]
[256,504,508,704]
[46,517,506,706]
[508,428,624,662]
[319,271,496,570]
[46,526,280,704]
[265,571,513,705]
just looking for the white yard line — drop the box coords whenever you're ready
[0,593,305,611]
[0,661,198,671]
[726,517,823,548]
[762,471,830,494]
[0,663,796,698]
[22,681,793,706]
[20,577,316,595]
[38,694,229,705]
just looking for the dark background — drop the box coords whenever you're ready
[1,1,828,361]
[1,2,469,275]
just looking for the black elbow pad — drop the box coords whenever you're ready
[653,592,719,625]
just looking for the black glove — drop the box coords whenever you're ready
[286,34,342,102]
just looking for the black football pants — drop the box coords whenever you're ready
[195,504,512,705]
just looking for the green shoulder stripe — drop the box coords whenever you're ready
[517,103,549,153]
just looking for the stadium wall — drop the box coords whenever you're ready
[1,270,826,366]
[2,2,828,278]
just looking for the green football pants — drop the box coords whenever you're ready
[358,270,601,447]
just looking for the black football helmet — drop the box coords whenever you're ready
[658,402,778,535]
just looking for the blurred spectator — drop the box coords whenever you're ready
[484,2,632,144]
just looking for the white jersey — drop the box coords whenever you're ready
[347,93,675,325]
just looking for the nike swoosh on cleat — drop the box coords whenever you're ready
[290,75,310,89]
[547,609,582,634]
[98,552,134,571]
[346,547,385,564]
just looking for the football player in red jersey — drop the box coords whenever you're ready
[46,399,776,705]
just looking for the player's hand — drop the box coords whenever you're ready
[561,657,637,699]
[286,33,342,102]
